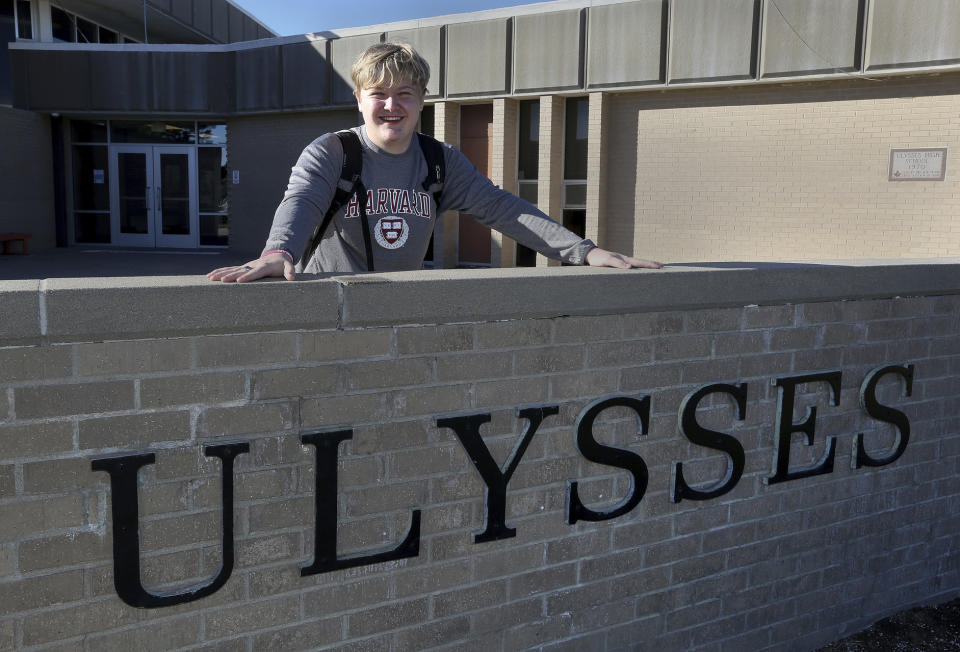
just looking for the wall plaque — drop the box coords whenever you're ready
[889,147,947,181]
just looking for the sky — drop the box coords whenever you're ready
[231,0,548,36]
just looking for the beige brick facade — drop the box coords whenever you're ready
[605,73,960,262]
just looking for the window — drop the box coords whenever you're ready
[51,4,137,44]
[68,120,230,247]
[111,121,196,144]
[198,123,229,246]
[75,15,97,43]
[70,120,110,243]
[51,4,74,41]
[15,0,31,39]
[516,99,540,266]
[563,97,588,246]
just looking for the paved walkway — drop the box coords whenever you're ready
[0,247,250,281]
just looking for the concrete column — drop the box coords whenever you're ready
[491,98,518,267]
[537,95,564,267]
[432,101,460,269]
[586,92,609,247]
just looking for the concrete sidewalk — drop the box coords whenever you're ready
[0,247,250,280]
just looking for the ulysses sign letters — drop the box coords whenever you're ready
[91,364,914,608]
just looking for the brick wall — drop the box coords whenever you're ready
[1,263,958,650]
[606,71,960,262]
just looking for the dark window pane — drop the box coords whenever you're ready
[70,119,107,143]
[99,27,117,43]
[71,145,109,210]
[111,121,195,143]
[75,16,96,43]
[564,97,588,180]
[199,214,228,246]
[516,243,536,267]
[75,212,110,243]
[198,147,227,212]
[117,152,148,235]
[564,182,587,208]
[518,100,539,180]
[562,209,586,238]
[518,180,538,204]
[51,6,74,42]
[419,104,434,138]
[1,1,14,105]
[123,36,137,43]
[560,209,586,266]
[197,123,226,145]
[16,0,31,39]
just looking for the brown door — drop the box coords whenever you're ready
[458,104,493,265]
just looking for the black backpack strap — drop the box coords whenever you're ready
[355,178,374,271]
[300,130,368,269]
[416,132,445,209]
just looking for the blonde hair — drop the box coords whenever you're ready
[351,42,430,95]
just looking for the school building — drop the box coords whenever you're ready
[3,0,959,266]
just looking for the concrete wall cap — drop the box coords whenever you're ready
[1,260,958,344]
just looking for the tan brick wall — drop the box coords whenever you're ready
[586,91,609,246]
[1,267,958,650]
[606,72,960,262]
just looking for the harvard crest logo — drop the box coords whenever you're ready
[374,216,410,249]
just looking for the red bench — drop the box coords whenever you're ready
[0,233,31,255]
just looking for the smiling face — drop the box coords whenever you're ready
[356,80,425,155]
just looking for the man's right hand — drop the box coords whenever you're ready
[207,252,296,283]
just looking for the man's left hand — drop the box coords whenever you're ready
[585,247,663,269]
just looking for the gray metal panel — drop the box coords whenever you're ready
[171,0,192,25]
[193,0,213,37]
[868,0,960,69]
[330,34,383,104]
[228,5,245,43]
[153,52,210,111]
[89,51,152,112]
[669,0,759,83]
[243,16,258,42]
[236,45,282,111]
[514,10,582,92]
[761,0,860,77]
[387,26,444,98]
[206,51,235,113]
[25,51,91,111]
[212,0,229,42]
[281,40,331,109]
[588,0,664,88]
[446,18,510,96]
[148,0,172,13]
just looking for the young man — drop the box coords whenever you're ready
[208,43,661,282]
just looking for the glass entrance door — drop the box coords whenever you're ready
[109,145,198,247]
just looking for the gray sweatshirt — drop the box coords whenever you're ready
[263,126,596,273]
